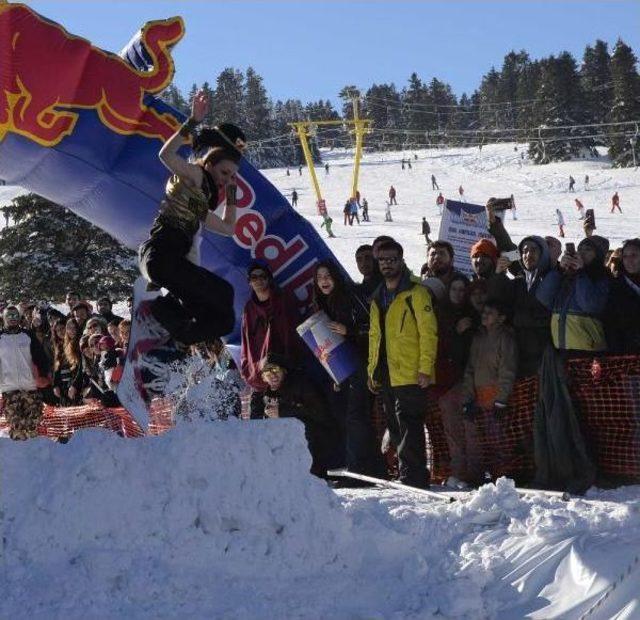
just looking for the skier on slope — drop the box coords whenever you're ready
[575,198,585,220]
[138,90,245,346]
[555,209,565,238]
[436,192,445,215]
[611,191,621,213]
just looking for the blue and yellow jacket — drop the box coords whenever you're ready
[368,269,438,386]
[536,268,609,352]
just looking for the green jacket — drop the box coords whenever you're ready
[368,270,438,386]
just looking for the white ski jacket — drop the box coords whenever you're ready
[0,329,49,393]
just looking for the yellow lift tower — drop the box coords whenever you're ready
[289,97,372,215]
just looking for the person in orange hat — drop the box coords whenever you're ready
[470,238,505,299]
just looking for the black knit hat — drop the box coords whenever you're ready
[578,235,610,261]
[260,352,290,373]
[247,259,272,279]
[194,123,246,161]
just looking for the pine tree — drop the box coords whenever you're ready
[580,40,613,125]
[363,83,402,150]
[0,194,137,301]
[477,68,501,129]
[608,39,640,167]
[528,53,595,163]
[400,73,433,147]
[213,69,244,125]
[159,84,189,117]
[243,67,273,167]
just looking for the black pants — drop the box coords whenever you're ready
[139,228,235,345]
[380,375,429,488]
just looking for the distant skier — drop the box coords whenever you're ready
[388,185,397,205]
[568,175,575,192]
[298,164,303,176]
[421,217,432,245]
[349,198,360,225]
[436,192,445,215]
[324,163,330,175]
[407,159,412,170]
[555,209,565,238]
[321,215,335,238]
[361,197,369,222]
[385,201,393,222]
[286,167,290,176]
[401,159,405,170]
[291,189,298,207]
[575,198,585,220]
[611,191,621,213]
[431,174,439,190]
[414,153,418,160]
[584,174,589,191]
[458,185,465,202]
[343,201,351,226]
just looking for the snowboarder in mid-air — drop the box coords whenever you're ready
[138,90,245,347]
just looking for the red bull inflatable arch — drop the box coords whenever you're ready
[0,2,340,344]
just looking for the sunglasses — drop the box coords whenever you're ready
[377,256,400,265]
[261,366,283,376]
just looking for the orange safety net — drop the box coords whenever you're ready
[0,399,174,439]
[1,356,639,487]
[370,356,640,484]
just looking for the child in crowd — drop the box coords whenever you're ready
[460,298,518,483]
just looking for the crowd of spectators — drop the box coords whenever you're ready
[0,293,130,440]
[238,199,640,492]
[2,199,639,494]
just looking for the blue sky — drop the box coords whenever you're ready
[27,1,640,106]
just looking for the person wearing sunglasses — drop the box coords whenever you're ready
[138,89,247,346]
[0,305,51,440]
[367,239,438,489]
[240,260,301,419]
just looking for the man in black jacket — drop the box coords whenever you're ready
[606,238,640,354]
[252,353,339,478]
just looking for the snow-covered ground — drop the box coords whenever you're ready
[2,143,640,619]
[2,420,639,619]
[262,143,640,279]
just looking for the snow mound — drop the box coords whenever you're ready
[0,420,353,617]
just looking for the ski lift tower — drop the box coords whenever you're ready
[289,96,372,216]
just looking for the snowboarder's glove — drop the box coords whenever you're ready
[493,401,508,421]
[462,401,480,421]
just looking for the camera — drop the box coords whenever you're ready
[489,195,515,211]
[226,183,238,206]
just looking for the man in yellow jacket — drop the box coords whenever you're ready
[368,239,438,488]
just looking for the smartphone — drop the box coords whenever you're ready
[584,208,596,229]
[502,249,520,262]
[226,183,238,206]
[491,195,515,211]
[565,242,576,256]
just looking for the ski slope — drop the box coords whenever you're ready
[2,143,640,619]
[262,143,640,279]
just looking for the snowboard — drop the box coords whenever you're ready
[117,276,184,431]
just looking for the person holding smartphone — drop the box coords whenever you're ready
[536,236,610,353]
[138,90,247,345]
